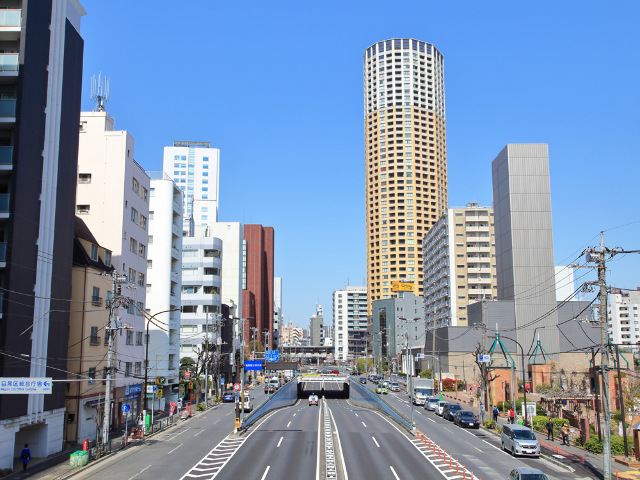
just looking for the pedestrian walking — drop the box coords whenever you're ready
[562,424,570,445]
[492,405,499,423]
[546,419,554,441]
[20,444,31,472]
[509,407,515,424]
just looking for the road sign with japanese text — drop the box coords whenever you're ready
[0,377,52,394]
[265,350,279,362]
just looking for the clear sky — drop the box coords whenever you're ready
[80,1,640,328]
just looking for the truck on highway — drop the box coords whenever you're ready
[411,378,435,405]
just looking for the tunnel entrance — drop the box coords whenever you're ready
[297,379,349,399]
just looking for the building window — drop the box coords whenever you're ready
[139,244,146,258]
[132,178,139,194]
[125,362,132,377]
[78,173,91,183]
[105,251,112,266]
[142,187,148,203]
[126,330,133,345]
[90,326,99,345]
[76,204,90,214]
[130,237,138,254]
[135,362,142,376]
[88,367,96,384]
[136,331,143,346]
[89,244,98,261]
[128,268,136,283]
[140,215,147,230]
[131,208,139,224]
[138,273,145,287]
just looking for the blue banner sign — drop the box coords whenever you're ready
[265,350,279,362]
[244,360,263,371]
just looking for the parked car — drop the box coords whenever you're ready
[435,401,448,416]
[359,377,367,384]
[222,391,236,403]
[507,468,548,480]
[376,385,388,394]
[442,403,463,421]
[309,394,319,406]
[453,410,480,428]
[424,397,440,411]
[389,382,400,392]
[501,425,540,457]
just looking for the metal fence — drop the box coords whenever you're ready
[349,378,413,432]
[242,379,299,429]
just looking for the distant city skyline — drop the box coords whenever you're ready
[79,1,640,328]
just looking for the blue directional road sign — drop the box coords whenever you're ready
[265,350,279,362]
[244,360,263,371]
[122,403,131,413]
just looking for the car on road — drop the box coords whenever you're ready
[435,401,448,416]
[389,382,400,392]
[376,385,388,394]
[453,410,480,428]
[309,394,319,406]
[264,384,277,394]
[501,425,540,457]
[424,397,440,411]
[359,377,367,384]
[241,394,253,412]
[442,403,463,421]
[507,467,549,480]
[222,391,236,403]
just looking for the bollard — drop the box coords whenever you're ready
[443,451,447,462]
[463,465,466,479]
[456,461,459,474]
[449,455,452,468]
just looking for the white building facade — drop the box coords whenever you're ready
[76,110,149,403]
[608,288,640,350]
[179,237,223,360]
[145,173,183,408]
[332,286,368,362]
[162,141,220,235]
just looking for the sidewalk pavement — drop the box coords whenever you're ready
[440,391,639,478]
[1,400,218,480]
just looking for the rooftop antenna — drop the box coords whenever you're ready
[91,72,109,112]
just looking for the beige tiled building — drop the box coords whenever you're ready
[363,38,448,313]
[422,203,497,328]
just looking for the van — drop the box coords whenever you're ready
[501,424,540,457]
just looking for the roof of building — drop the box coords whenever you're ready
[73,216,113,273]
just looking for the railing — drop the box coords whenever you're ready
[242,378,299,429]
[0,99,16,117]
[91,296,103,306]
[349,378,413,432]
[0,54,18,72]
[89,336,101,346]
[0,193,9,212]
[0,9,21,27]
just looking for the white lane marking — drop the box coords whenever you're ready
[327,402,349,480]
[465,441,482,452]
[260,466,270,480]
[372,437,380,448]
[483,439,511,456]
[168,443,183,454]
[442,427,452,433]
[362,421,367,428]
[293,413,297,417]
[428,418,435,422]
[193,430,204,437]
[316,400,321,480]
[287,421,291,428]
[390,466,401,480]
[277,436,284,447]
[127,465,151,480]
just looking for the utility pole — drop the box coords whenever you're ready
[205,313,209,408]
[102,271,129,451]
[251,327,258,360]
[615,346,629,458]
[481,297,487,419]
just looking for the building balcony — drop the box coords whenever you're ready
[89,336,101,346]
[0,99,16,123]
[0,193,9,217]
[0,9,21,27]
[91,296,103,306]
[0,145,12,166]
[0,53,18,72]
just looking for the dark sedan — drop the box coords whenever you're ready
[443,403,462,421]
[222,391,236,403]
[454,410,480,428]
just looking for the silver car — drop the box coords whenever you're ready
[501,425,540,457]
[507,468,548,480]
[424,397,439,411]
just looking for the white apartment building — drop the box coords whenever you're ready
[179,237,223,360]
[77,110,148,395]
[333,286,368,362]
[274,277,283,347]
[608,288,640,350]
[422,203,496,328]
[145,173,182,408]
[162,141,220,235]
[208,222,243,319]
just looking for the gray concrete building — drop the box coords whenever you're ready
[309,305,324,346]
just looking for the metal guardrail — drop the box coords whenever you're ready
[242,379,299,429]
[349,378,413,432]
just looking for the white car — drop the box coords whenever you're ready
[309,394,319,406]
[435,401,448,416]
[241,394,252,412]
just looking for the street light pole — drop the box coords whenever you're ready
[489,334,529,427]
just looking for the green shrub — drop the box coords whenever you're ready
[536,383,551,393]
[582,435,625,454]
[197,403,206,411]
[497,401,511,411]
[612,410,623,424]
[551,418,569,430]
[484,419,495,429]
[532,415,548,431]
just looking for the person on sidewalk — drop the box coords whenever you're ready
[492,405,499,423]
[561,424,570,445]
[546,419,554,441]
[509,407,515,424]
[20,444,31,472]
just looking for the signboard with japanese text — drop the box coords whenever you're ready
[392,281,414,292]
[478,354,491,363]
[0,377,52,394]
[244,360,263,371]
[265,350,279,362]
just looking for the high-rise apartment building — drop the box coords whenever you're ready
[242,225,274,348]
[364,38,447,312]
[0,1,85,467]
[608,288,640,350]
[309,305,324,346]
[162,141,220,235]
[273,277,282,347]
[423,203,497,328]
[145,173,183,408]
[333,286,368,361]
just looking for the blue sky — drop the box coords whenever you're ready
[80,1,640,328]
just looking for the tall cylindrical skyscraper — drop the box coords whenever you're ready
[364,38,448,312]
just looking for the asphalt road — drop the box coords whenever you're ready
[366,377,596,480]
